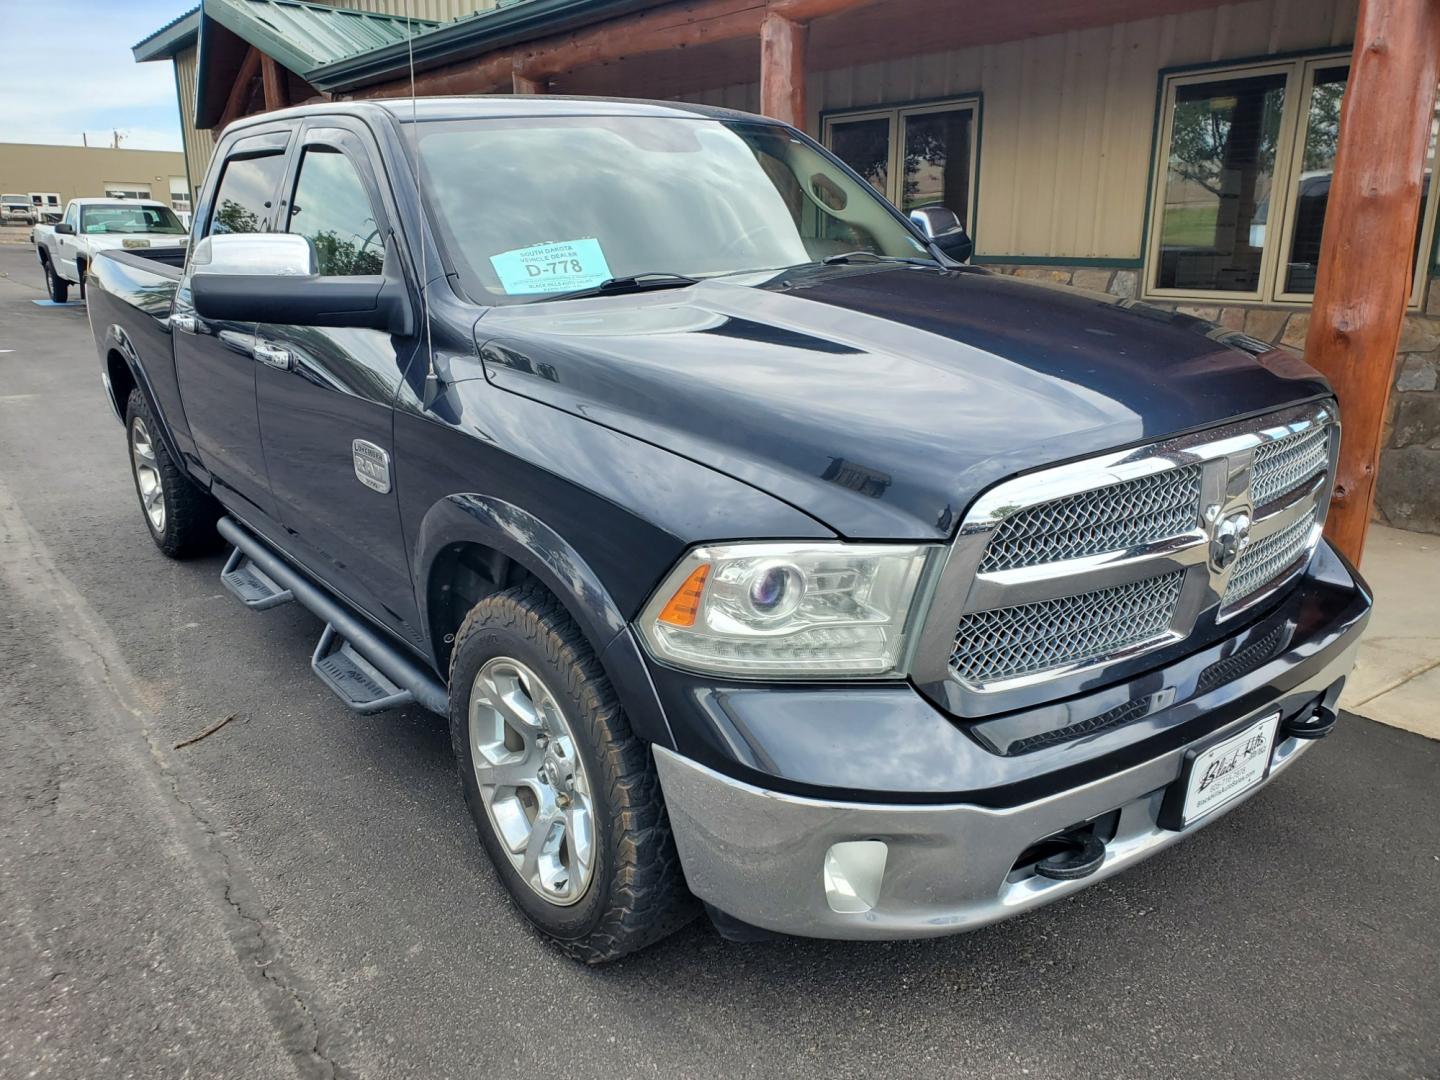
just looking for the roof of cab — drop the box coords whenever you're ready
[225,95,775,133]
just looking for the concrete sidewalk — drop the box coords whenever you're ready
[1341,524,1440,739]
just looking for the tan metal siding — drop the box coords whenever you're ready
[0,144,188,208]
[173,46,213,196]
[682,0,1358,260]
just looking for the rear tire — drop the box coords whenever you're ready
[448,586,696,963]
[42,256,68,303]
[124,388,220,558]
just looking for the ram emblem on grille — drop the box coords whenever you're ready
[1209,510,1252,572]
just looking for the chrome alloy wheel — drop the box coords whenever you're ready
[130,416,166,533]
[468,657,596,906]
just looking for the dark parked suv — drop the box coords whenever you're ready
[86,97,1370,962]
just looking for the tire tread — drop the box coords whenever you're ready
[124,388,220,559]
[449,585,696,963]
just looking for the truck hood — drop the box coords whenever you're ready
[477,264,1331,539]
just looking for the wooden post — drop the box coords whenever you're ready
[512,67,547,94]
[260,55,289,111]
[759,11,807,129]
[1303,0,1440,563]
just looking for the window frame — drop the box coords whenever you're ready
[821,95,982,236]
[1144,52,1440,308]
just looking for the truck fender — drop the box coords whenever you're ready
[413,493,674,748]
[101,324,186,468]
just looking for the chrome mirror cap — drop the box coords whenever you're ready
[189,233,317,277]
[909,205,963,239]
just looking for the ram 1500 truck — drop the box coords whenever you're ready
[36,197,189,302]
[86,98,1370,963]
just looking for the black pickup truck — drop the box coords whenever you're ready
[87,97,1370,963]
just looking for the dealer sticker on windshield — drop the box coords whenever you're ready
[489,238,613,295]
[1178,712,1279,826]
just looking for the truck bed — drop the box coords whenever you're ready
[89,248,186,443]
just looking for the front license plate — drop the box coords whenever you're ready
[122,238,150,249]
[1170,712,1280,828]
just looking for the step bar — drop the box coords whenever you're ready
[217,517,448,716]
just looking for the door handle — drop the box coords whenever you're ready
[169,313,197,334]
[253,342,293,371]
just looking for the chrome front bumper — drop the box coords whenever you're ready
[655,637,1358,940]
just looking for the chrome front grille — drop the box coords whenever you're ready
[922,402,1337,709]
[978,466,1202,572]
[950,571,1184,685]
[1252,425,1330,507]
[1222,506,1320,609]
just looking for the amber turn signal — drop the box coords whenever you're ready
[657,564,710,627]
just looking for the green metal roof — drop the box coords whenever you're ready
[202,0,439,76]
[308,0,656,92]
[192,0,439,127]
[133,6,200,62]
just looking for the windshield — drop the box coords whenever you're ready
[80,205,187,235]
[416,116,930,304]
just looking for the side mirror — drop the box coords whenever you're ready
[189,233,410,334]
[909,205,973,264]
[54,223,75,235]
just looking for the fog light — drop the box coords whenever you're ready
[823,840,888,914]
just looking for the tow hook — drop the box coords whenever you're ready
[1282,702,1338,741]
[1034,831,1107,881]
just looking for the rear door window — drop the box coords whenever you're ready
[208,153,287,235]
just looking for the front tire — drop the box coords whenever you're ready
[449,587,696,963]
[43,256,68,303]
[124,388,220,558]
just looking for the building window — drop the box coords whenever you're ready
[169,176,192,214]
[104,185,152,201]
[823,98,979,230]
[30,193,60,222]
[1146,56,1440,305]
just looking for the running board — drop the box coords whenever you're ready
[312,625,415,714]
[216,517,448,717]
[221,548,294,609]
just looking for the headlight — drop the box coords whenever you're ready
[637,542,938,678]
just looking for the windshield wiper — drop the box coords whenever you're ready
[541,272,700,303]
[821,250,938,267]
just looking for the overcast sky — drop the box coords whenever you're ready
[0,0,194,150]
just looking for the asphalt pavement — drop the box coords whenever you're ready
[0,242,1436,1080]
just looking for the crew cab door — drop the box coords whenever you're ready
[253,120,424,643]
[171,128,293,524]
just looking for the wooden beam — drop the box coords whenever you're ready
[217,46,262,131]
[358,0,888,99]
[759,12,806,126]
[1302,0,1440,563]
[260,54,289,111]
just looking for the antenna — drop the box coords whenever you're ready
[403,0,440,408]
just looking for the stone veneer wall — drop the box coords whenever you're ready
[983,264,1440,535]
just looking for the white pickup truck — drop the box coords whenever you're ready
[33,198,188,302]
